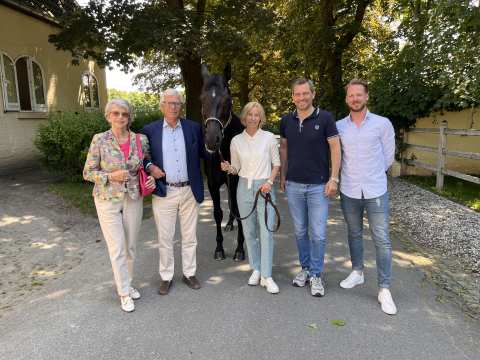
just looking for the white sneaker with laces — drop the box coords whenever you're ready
[248,270,261,286]
[340,270,365,289]
[120,296,135,312]
[260,277,279,294]
[129,287,141,300]
[310,275,325,297]
[378,288,397,315]
[292,269,309,287]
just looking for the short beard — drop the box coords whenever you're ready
[349,104,366,113]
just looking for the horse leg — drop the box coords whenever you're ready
[224,212,235,232]
[229,175,246,261]
[208,181,225,260]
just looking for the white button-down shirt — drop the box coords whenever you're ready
[337,111,395,199]
[162,120,188,184]
[230,129,281,189]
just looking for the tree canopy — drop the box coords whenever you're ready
[49,0,480,130]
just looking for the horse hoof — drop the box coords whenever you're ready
[233,250,245,262]
[224,223,235,232]
[214,250,226,260]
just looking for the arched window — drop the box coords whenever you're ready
[15,56,47,112]
[81,72,99,109]
[0,52,20,111]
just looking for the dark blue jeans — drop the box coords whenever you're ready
[340,191,392,288]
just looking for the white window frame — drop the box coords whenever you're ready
[15,55,47,112]
[0,52,20,111]
[81,71,100,110]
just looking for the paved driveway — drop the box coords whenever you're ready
[0,184,479,360]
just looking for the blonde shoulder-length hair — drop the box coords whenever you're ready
[239,101,266,128]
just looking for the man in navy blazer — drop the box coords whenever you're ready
[142,88,206,294]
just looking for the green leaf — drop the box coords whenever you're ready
[330,319,346,327]
[306,323,318,330]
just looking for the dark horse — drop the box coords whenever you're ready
[201,64,245,261]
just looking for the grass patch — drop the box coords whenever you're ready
[401,175,480,212]
[49,181,96,215]
[48,181,153,216]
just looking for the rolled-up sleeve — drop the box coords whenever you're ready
[270,135,281,167]
[230,138,241,172]
[83,134,108,185]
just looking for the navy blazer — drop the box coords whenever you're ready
[141,118,206,203]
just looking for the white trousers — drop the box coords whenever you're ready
[152,186,199,281]
[94,196,143,296]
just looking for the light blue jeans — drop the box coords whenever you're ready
[237,177,276,278]
[285,181,329,277]
[340,191,392,288]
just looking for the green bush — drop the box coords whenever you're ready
[35,111,162,181]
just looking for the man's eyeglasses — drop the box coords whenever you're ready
[110,111,130,118]
[164,101,182,108]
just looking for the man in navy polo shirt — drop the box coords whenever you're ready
[279,78,341,297]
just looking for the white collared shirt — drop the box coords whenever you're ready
[336,111,395,199]
[230,129,281,188]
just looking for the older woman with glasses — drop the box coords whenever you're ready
[83,99,155,312]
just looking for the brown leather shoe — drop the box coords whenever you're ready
[158,280,172,295]
[182,275,201,290]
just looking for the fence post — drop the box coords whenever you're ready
[399,128,406,176]
[436,121,447,190]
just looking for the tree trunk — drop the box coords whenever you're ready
[179,54,203,124]
[237,65,250,108]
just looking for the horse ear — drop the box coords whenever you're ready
[201,64,210,83]
[223,63,232,83]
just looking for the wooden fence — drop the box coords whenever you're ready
[401,121,480,190]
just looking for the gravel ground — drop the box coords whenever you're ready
[389,177,480,274]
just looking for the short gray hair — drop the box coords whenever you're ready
[160,88,184,104]
[104,98,134,126]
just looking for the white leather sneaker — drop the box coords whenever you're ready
[340,270,365,289]
[129,287,141,300]
[120,296,135,312]
[378,288,397,315]
[248,270,261,286]
[260,277,279,294]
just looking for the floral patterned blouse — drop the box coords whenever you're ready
[83,130,150,201]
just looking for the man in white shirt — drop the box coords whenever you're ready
[336,79,397,315]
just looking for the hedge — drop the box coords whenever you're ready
[35,111,162,181]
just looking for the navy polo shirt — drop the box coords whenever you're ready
[280,108,339,184]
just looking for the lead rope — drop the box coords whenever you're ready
[219,149,281,233]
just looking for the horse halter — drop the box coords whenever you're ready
[203,111,233,135]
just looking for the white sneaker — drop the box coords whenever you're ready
[310,275,325,297]
[248,270,261,286]
[260,277,279,294]
[378,288,397,315]
[340,270,365,289]
[292,269,309,287]
[120,296,135,312]
[129,286,141,300]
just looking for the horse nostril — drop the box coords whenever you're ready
[216,136,221,144]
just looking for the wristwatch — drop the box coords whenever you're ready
[330,177,339,184]
[267,179,274,185]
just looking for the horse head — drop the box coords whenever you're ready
[200,64,233,154]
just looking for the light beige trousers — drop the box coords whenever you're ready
[94,195,143,296]
[152,186,199,281]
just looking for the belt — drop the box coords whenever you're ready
[166,181,190,187]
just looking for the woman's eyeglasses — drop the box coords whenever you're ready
[110,111,130,118]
